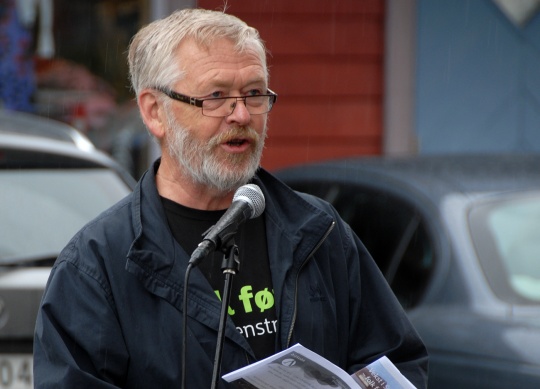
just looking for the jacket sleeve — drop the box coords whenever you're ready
[345,225,429,388]
[34,245,129,388]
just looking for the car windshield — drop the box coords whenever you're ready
[0,169,130,263]
[469,191,540,304]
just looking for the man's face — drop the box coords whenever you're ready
[162,38,269,193]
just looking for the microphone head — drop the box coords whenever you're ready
[233,184,265,218]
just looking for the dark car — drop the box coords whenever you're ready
[0,109,136,388]
[275,154,540,388]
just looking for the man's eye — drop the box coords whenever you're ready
[209,91,224,98]
[247,89,263,96]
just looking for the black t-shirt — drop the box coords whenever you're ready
[161,197,277,360]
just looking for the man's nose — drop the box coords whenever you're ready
[227,98,251,124]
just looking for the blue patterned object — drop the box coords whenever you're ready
[0,0,35,112]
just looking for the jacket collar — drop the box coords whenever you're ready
[253,168,335,265]
[130,161,334,261]
[127,159,335,282]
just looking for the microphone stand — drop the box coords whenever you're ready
[210,241,240,389]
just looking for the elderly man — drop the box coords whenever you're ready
[34,8,428,388]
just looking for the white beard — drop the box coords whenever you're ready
[164,111,267,193]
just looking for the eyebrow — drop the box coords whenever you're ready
[203,72,267,90]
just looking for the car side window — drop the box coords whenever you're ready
[291,182,434,310]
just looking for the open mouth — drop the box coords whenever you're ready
[226,138,249,147]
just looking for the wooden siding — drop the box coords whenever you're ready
[198,0,385,170]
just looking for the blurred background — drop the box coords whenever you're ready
[1,0,540,177]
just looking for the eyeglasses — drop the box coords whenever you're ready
[155,87,277,117]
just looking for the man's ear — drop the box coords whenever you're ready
[138,89,166,140]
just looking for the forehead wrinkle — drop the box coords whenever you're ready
[177,39,266,93]
[193,64,266,93]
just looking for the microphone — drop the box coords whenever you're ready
[189,184,265,266]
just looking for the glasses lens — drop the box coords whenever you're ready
[245,96,271,114]
[202,98,230,117]
[202,95,273,117]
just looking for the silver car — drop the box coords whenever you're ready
[0,109,135,389]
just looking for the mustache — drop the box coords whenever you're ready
[208,127,261,147]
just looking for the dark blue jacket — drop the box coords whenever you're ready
[34,161,428,388]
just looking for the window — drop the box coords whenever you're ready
[469,191,540,304]
[0,169,130,263]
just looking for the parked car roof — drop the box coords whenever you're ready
[0,108,95,148]
[277,153,540,202]
[0,109,136,187]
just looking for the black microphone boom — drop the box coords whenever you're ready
[189,184,265,266]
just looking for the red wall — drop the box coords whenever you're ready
[198,0,385,170]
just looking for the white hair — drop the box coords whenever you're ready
[127,8,268,97]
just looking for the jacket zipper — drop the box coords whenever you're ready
[285,220,336,347]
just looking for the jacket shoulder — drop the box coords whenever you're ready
[56,193,135,268]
